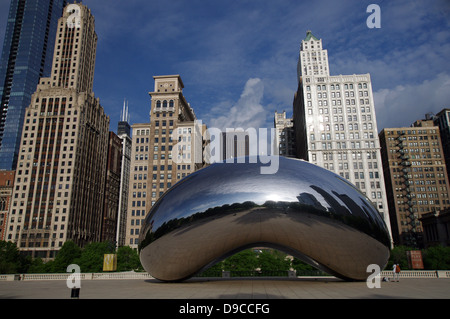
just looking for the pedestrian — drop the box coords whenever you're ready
[392,263,400,282]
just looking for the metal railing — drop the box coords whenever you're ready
[1,270,449,281]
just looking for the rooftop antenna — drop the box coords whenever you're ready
[121,98,130,122]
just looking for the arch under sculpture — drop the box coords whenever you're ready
[138,157,391,282]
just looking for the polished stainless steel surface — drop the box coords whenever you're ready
[139,157,391,282]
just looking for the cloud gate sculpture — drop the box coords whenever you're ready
[138,157,391,282]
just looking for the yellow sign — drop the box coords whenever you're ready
[103,254,117,271]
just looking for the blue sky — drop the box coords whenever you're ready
[0,0,449,134]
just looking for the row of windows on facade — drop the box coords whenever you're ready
[132,190,176,198]
[152,120,174,127]
[392,166,446,174]
[310,141,377,151]
[301,49,326,55]
[155,100,175,108]
[388,149,443,157]
[21,130,78,149]
[386,129,439,136]
[311,130,375,141]
[16,142,75,166]
[321,160,381,180]
[24,121,78,135]
[306,99,371,108]
[398,199,449,207]
[314,109,374,120]
[395,185,448,193]
[132,172,188,181]
[396,192,446,200]
[309,121,374,134]
[306,83,368,91]
[387,137,440,144]
[133,152,184,161]
[399,179,448,188]
[135,129,150,135]
[388,143,441,151]
[311,150,378,161]
[399,206,448,214]
[307,90,370,99]
[131,190,167,203]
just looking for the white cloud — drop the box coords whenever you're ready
[374,72,450,130]
[206,78,268,130]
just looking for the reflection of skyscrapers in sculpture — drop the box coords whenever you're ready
[5,3,110,257]
[293,31,392,238]
[0,0,68,170]
[125,75,207,247]
[297,192,326,211]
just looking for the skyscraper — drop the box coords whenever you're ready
[0,170,15,241]
[379,119,450,247]
[5,3,110,258]
[116,100,132,247]
[102,131,122,243]
[293,31,392,237]
[432,109,450,181]
[0,0,67,170]
[125,75,206,247]
[274,111,295,157]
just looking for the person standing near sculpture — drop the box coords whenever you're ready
[392,263,401,282]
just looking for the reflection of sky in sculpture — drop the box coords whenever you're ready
[144,157,387,238]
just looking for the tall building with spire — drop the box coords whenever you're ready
[0,0,67,170]
[116,100,131,247]
[293,31,392,238]
[5,2,110,258]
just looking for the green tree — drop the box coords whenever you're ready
[50,240,82,273]
[27,257,49,273]
[387,245,411,270]
[76,241,115,273]
[292,258,315,271]
[0,240,21,273]
[423,245,450,270]
[222,249,258,272]
[199,261,224,276]
[116,246,143,271]
[258,250,290,272]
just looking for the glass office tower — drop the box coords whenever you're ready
[0,0,66,170]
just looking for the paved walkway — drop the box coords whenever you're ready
[1,277,449,299]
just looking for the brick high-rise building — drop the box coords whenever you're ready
[379,119,450,248]
[101,131,122,243]
[0,170,15,241]
[293,31,392,238]
[5,3,109,258]
[125,75,206,247]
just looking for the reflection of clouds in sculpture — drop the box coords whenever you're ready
[139,157,391,282]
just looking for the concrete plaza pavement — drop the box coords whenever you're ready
[1,276,449,299]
